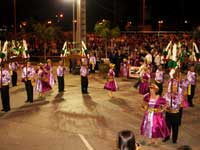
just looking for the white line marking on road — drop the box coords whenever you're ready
[78,134,95,150]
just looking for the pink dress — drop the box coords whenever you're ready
[104,69,118,91]
[139,72,150,95]
[44,64,56,86]
[35,69,52,93]
[141,93,170,138]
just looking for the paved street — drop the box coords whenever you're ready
[0,71,200,150]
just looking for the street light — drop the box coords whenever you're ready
[158,20,164,37]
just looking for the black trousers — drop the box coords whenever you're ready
[165,112,180,143]
[133,78,141,88]
[57,76,64,92]
[188,85,195,106]
[25,80,33,102]
[155,81,163,96]
[81,76,88,93]
[11,71,18,86]
[1,85,10,111]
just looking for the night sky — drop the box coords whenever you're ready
[0,0,199,31]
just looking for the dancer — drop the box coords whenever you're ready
[80,58,89,94]
[187,65,196,107]
[89,52,96,73]
[104,63,118,98]
[35,63,52,98]
[163,71,183,144]
[155,65,164,96]
[57,60,66,92]
[0,64,11,112]
[139,67,150,95]
[44,59,56,87]
[9,61,18,86]
[140,83,169,145]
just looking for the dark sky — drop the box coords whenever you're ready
[0,0,199,31]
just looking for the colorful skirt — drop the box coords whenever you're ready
[104,79,118,91]
[139,81,149,95]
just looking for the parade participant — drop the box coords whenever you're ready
[163,71,183,144]
[187,65,197,107]
[140,83,169,146]
[9,61,18,86]
[22,61,35,103]
[35,63,52,98]
[139,67,150,95]
[133,59,147,89]
[44,59,56,87]
[155,65,164,96]
[89,52,96,73]
[57,60,66,92]
[104,63,118,98]
[120,58,128,78]
[114,50,123,77]
[80,58,89,94]
[0,64,11,112]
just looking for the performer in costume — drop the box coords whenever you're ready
[155,65,164,96]
[140,83,169,145]
[89,52,96,73]
[120,58,128,78]
[133,59,147,89]
[80,58,89,94]
[57,60,66,92]
[163,70,183,144]
[44,59,56,86]
[0,64,11,112]
[9,61,18,86]
[187,65,197,107]
[22,61,35,103]
[35,63,52,98]
[104,63,118,98]
[139,67,150,95]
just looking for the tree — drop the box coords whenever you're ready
[94,19,120,58]
[32,22,62,61]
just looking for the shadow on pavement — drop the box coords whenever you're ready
[82,94,98,112]
[109,97,135,112]
[52,92,65,104]
[0,100,49,119]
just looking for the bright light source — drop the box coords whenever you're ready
[47,20,52,24]
[158,20,164,24]
[60,14,64,18]
[184,20,188,24]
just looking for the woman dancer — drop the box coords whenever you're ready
[35,63,52,98]
[141,83,169,145]
[104,63,118,98]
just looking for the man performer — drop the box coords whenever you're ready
[155,65,164,96]
[57,60,66,92]
[9,61,18,86]
[80,57,89,94]
[187,65,196,107]
[22,61,35,103]
[0,64,11,112]
[163,70,183,144]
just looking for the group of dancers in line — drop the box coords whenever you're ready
[0,59,67,112]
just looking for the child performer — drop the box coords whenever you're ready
[104,63,118,98]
